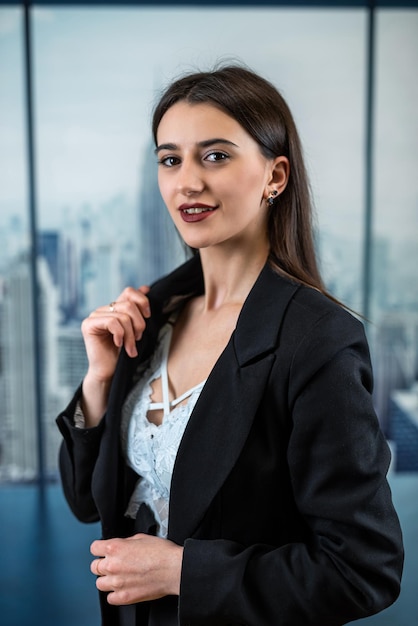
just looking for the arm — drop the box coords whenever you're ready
[57,388,105,523]
[80,285,151,427]
[179,311,404,625]
[56,285,151,521]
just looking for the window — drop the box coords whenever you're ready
[0,7,37,481]
[1,5,416,625]
[371,9,418,470]
[0,5,368,480]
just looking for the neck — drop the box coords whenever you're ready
[198,243,269,311]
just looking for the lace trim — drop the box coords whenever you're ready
[120,322,206,537]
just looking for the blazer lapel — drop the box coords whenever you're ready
[95,256,204,535]
[168,264,300,543]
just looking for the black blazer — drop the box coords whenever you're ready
[57,255,403,626]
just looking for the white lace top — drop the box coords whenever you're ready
[120,321,206,538]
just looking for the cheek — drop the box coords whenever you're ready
[157,172,165,194]
[236,174,267,208]
[157,175,172,206]
[239,163,268,190]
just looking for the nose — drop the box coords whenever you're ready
[176,158,205,195]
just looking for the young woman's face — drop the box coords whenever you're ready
[156,101,283,253]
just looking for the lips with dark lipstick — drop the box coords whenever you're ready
[178,203,218,222]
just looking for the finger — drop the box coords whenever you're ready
[106,311,145,353]
[87,306,147,357]
[95,296,150,340]
[91,557,106,577]
[117,286,151,319]
[82,315,138,357]
[125,533,146,541]
[90,539,107,557]
[106,590,138,606]
[115,299,149,339]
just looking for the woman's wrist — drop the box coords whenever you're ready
[166,544,184,596]
[80,372,112,428]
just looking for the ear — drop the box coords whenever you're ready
[265,156,290,198]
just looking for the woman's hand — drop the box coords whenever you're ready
[82,285,151,380]
[80,285,151,426]
[90,534,184,605]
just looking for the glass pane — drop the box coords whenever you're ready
[32,6,366,479]
[0,8,37,482]
[356,16,418,623]
[372,10,418,466]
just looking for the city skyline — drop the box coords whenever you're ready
[1,178,417,481]
[0,5,417,481]
[1,7,417,244]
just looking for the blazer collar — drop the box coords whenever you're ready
[233,261,300,366]
[147,254,301,366]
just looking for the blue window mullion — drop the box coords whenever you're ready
[23,2,46,486]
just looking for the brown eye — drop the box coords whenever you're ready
[205,151,229,163]
[158,155,180,167]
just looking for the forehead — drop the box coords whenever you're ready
[156,101,250,145]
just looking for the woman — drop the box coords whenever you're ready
[57,64,403,626]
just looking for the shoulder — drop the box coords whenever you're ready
[289,281,363,335]
[254,263,363,336]
[256,268,369,363]
[279,282,372,391]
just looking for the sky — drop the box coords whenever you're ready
[0,5,417,244]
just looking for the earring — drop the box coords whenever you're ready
[267,190,279,206]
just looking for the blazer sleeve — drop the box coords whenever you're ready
[56,384,105,523]
[179,308,404,625]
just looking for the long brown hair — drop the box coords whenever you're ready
[152,63,330,297]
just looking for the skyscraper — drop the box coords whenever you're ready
[137,141,187,285]
[2,254,38,479]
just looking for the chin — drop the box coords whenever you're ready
[179,234,214,250]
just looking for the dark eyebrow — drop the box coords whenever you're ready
[154,138,238,154]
